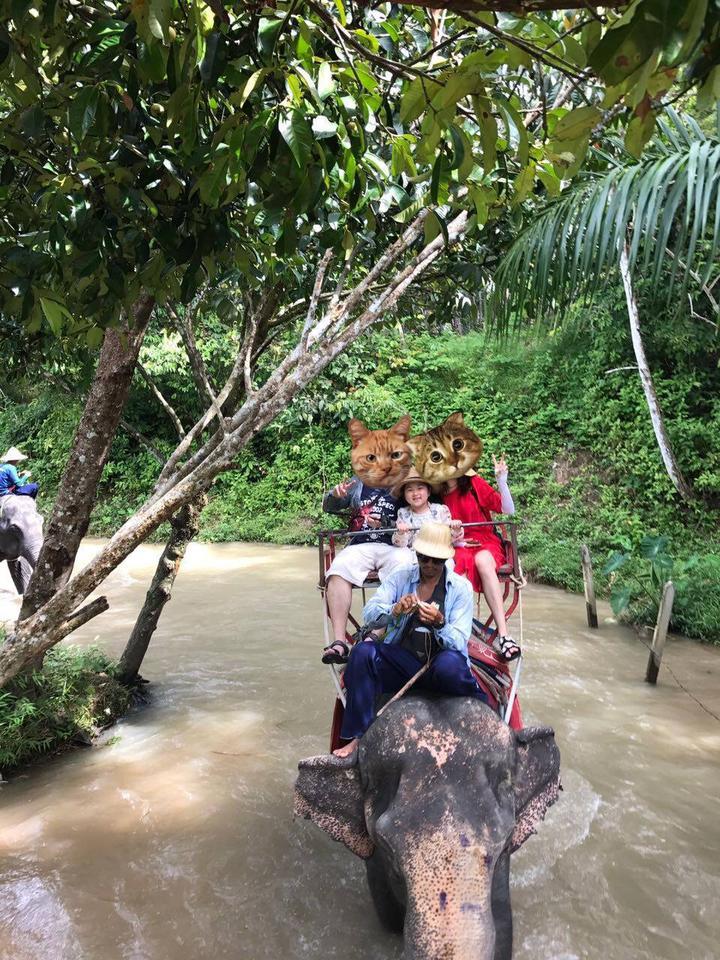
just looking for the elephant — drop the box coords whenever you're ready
[0,494,44,594]
[295,694,560,960]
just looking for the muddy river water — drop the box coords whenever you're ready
[1,541,719,960]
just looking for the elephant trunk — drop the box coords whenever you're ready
[399,821,497,960]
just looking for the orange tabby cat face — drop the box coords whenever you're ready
[408,412,482,484]
[349,416,412,490]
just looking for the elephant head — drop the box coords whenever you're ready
[295,695,560,960]
[0,495,44,593]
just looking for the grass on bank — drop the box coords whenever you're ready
[0,638,131,772]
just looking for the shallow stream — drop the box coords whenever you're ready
[1,541,718,959]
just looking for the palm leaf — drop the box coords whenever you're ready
[492,115,720,329]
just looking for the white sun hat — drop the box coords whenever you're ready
[2,447,28,463]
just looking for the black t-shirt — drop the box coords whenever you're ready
[349,484,399,546]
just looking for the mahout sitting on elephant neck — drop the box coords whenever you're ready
[295,694,560,960]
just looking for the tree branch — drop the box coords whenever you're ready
[136,362,186,439]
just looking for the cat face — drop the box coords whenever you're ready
[408,412,482,484]
[349,415,412,490]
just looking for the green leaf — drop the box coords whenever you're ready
[424,209,441,246]
[132,0,173,45]
[554,106,602,142]
[639,535,670,561]
[279,109,313,167]
[199,31,225,86]
[400,76,442,124]
[318,62,334,101]
[236,68,270,107]
[39,297,72,336]
[512,161,536,206]
[258,17,283,58]
[447,124,465,172]
[430,153,443,203]
[610,584,633,616]
[625,111,657,158]
[68,87,100,141]
[602,552,629,576]
[19,104,44,138]
[333,0,346,27]
[561,35,587,69]
[86,327,104,348]
[312,116,337,139]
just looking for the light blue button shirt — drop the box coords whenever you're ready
[362,563,474,662]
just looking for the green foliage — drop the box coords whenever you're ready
[493,110,720,325]
[603,534,675,616]
[2,1,719,340]
[0,645,130,771]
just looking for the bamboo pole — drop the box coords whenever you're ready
[645,581,675,685]
[580,544,598,629]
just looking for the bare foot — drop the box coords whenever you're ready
[333,738,359,758]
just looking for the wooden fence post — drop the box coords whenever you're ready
[580,545,598,629]
[645,581,675,685]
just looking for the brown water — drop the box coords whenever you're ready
[1,542,719,960]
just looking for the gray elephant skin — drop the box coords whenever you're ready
[0,494,44,594]
[295,695,560,960]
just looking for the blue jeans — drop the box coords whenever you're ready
[341,641,489,741]
[2,483,39,499]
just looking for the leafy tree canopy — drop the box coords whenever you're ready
[1,0,718,343]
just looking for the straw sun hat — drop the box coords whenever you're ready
[392,467,431,500]
[412,521,455,560]
[1,447,28,463]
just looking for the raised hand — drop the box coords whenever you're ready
[333,477,355,498]
[492,453,508,478]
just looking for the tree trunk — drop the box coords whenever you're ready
[117,493,207,684]
[21,295,155,619]
[619,244,694,502]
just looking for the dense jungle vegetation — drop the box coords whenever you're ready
[2,276,719,644]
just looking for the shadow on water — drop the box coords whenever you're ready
[0,542,718,960]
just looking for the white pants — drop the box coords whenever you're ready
[326,542,415,587]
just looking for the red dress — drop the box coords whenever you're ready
[443,475,506,593]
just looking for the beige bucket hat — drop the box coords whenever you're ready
[2,447,28,463]
[392,467,432,500]
[413,521,455,560]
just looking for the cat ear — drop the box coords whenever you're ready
[389,415,411,440]
[444,411,465,427]
[407,434,423,458]
[348,419,369,448]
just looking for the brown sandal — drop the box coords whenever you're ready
[321,640,351,664]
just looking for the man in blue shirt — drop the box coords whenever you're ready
[334,522,489,758]
[0,447,39,498]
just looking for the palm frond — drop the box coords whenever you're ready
[492,115,720,330]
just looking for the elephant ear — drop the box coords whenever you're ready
[510,726,561,853]
[294,754,374,859]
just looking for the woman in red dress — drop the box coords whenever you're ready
[442,455,520,661]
